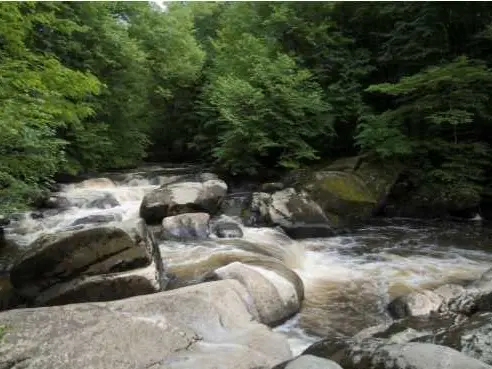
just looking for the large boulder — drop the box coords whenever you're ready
[413,312,492,365]
[140,175,228,224]
[211,261,303,326]
[32,262,163,307]
[269,188,334,238]
[244,189,334,238]
[337,341,492,369]
[306,337,492,369]
[0,280,292,369]
[286,157,401,226]
[162,212,210,240]
[9,220,166,305]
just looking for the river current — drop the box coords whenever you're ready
[2,165,492,356]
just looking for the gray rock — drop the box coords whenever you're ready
[140,178,227,224]
[268,188,334,238]
[245,192,272,226]
[162,213,210,240]
[44,195,71,209]
[274,355,344,369]
[75,177,116,189]
[10,221,156,299]
[213,261,302,326]
[441,268,492,315]
[387,290,443,319]
[70,213,122,227]
[32,262,164,307]
[211,218,243,238]
[86,193,120,209]
[413,312,492,365]
[220,192,252,218]
[260,182,285,193]
[0,280,292,369]
[320,339,492,369]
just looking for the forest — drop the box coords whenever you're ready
[2,1,492,217]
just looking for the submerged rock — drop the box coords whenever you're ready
[140,175,227,224]
[70,213,122,227]
[162,212,210,240]
[0,280,292,369]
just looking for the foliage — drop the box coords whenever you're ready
[4,1,492,215]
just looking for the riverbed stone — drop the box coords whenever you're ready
[387,290,443,319]
[162,212,210,240]
[10,220,158,300]
[212,261,302,326]
[412,312,492,365]
[285,157,401,226]
[274,355,344,369]
[140,177,227,224]
[70,213,122,227]
[306,337,492,369]
[268,188,334,238]
[0,280,292,369]
[32,262,164,307]
[211,216,243,238]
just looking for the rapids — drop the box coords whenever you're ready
[2,165,492,356]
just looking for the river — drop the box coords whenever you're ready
[2,165,492,356]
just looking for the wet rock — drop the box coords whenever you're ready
[212,261,302,326]
[269,188,334,239]
[245,192,272,226]
[434,284,467,304]
[70,213,123,227]
[334,340,492,369]
[86,193,120,209]
[412,312,492,365]
[211,217,243,238]
[0,277,27,312]
[43,195,71,209]
[140,176,227,224]
[0,280,292,369]
[441,268,492,315]
[30,212,44,220]
[305,336,492,369]
[32,262,164,307]
[162,213,210,240]
[387,290,443,319]
[273,355,344,369]
[287,158,401,226]
[76,177,116,189]
[10,220,158,300]
[260,182,285,193]
[220,192,252,218]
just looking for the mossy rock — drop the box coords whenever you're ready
[296,157,403,226]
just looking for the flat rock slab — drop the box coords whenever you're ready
[0,280,292,369]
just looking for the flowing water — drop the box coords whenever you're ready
[2,165,492,356]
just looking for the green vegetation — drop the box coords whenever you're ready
[2,2,492,215]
